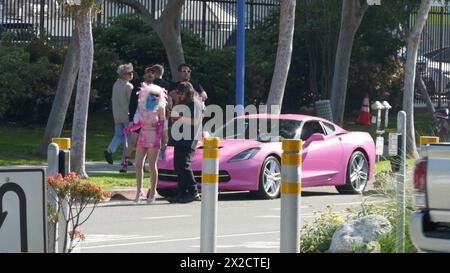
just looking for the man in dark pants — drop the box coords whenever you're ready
[167,82,203,204]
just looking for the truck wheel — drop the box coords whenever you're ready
[336,151,369,194]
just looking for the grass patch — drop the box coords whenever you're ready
[0,126,122,166]
[0,126,47,166]
[83,172,153,190]
[0,110,131,166]
[375,158,415,173]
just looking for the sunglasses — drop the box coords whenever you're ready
[181,70,191,73]
[145,68,155,73]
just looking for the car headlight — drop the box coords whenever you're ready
[228,148,261,163]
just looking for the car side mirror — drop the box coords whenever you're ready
[306,133,325,143]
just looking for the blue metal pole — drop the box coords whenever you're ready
[236,0,245,116]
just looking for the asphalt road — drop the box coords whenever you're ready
[78,185,385,253]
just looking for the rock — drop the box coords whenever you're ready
[328,215,391,253]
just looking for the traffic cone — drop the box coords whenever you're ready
[357,93,371,126]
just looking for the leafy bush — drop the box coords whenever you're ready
[91,13,209,110]
[0,42,63,125]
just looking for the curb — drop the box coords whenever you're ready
[105,188,150,201]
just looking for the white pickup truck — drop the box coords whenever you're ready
[410,143,450,252]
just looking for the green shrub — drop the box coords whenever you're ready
[0,43,62,125]
[91,14,209,110]
[300,205,348,253]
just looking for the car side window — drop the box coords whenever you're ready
[301,121,326,140]
[322,122,336,135]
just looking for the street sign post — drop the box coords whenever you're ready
[0,168,47,253]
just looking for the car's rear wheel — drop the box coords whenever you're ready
[336,151,369,194]
[156,188,177,198]
[251,156,281,199]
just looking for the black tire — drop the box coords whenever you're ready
[250,156,281,199]
[336,151,369,194]
[156,188,177,198]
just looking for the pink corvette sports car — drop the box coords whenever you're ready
[157,114,375,199]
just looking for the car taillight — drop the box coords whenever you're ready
[413,160,427,191]
[413,160,427,209]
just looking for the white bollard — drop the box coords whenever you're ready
[396,111,406,253]
[280,139,302,253]
[51,138,71,253]
[47,143,59,253]
[200,137,220,253]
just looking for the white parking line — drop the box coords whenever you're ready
[255,214,315,219]
[140,215,191,220]
[81,231,280,250]
[270,206,310,210]
[191,241,279,249]
[82,234,161,244]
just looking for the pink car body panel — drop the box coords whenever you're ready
[157,114,375,192]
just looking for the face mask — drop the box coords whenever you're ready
[146,95,159,111]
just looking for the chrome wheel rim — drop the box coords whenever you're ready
[262,158,281,197]
[349,153,368,192]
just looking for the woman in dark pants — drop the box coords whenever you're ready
[167,82,203,203]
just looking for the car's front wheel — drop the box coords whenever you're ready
[336,151,369,194]
[251,156,281,199]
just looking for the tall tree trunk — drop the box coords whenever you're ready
[330,0,368,125]
[403,0,432,159]
[119,0,185,81]
[266,0,296,114]
[71,9,93,178]
[32,30,80,157]
[156,14,185,82]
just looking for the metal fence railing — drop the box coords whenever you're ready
[0,0,279,49]
[411,6,450,108]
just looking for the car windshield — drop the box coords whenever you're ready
[212,118,302,142]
